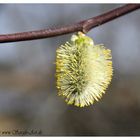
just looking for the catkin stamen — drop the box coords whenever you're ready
[56,32,113,107]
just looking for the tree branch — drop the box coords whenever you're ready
[0,4,140,43]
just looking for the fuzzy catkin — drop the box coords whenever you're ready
[56,32,113,107]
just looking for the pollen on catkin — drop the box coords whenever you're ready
[56,32,113,107]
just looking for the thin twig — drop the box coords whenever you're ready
[0,4,140,43]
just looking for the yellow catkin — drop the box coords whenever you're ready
[56,32,113,107]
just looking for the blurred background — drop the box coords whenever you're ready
[0,4,140,136]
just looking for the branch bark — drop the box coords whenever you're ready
[0,4,140,43]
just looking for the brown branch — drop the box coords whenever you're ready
[0,4,140,43]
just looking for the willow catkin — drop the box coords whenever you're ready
[56,32,113,107]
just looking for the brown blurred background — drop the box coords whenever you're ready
[0,4,140,136]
